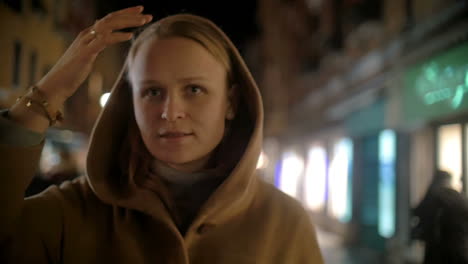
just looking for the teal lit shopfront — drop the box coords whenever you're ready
[345,99,398,250]
[404,41,468,194]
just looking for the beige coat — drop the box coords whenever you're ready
[0,14,323,264]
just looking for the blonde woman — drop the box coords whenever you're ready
[1,6,323,263]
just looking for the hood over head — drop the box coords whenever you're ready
[86,14,263,222]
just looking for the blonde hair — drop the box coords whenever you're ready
[120,14,239,186]
[127,14,235,85]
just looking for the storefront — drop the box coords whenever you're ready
[272,128,354,234]
[273,96,401,250]
[403,41,468,195]
[344,98,400,249]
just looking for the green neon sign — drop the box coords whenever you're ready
[404,42,468,123]
[416,62,468,109]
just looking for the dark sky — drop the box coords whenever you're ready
[97,0,259,50]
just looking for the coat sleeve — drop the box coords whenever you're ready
[0,110,45,146]
[0,142,64,263]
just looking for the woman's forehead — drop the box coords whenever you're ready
[130,37,227,83]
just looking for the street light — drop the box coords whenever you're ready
[99,92,110,107]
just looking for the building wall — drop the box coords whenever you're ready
[383,0,407,37]
[0,0,66,107]
[0,0,126,134]
[413,0,458,23]
[257,0,319,137]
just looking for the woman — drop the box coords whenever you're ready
[1,6,323,263]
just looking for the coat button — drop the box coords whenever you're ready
[197,223,215,234]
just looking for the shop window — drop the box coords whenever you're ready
[328,138,353,222]
[274,160,282,189]
[304,146,327,211]
[378,130,397,238]
[278,151,304,198]
[437,124,462,191]
[465,124,468,193]
[360,135,382,248]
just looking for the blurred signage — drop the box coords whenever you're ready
[416,62,468,109]
[404,42,468,124]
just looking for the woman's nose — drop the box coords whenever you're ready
[161,95,186,121]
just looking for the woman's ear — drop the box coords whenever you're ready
[226,84,238,120]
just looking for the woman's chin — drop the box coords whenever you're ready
[153,153,212,173]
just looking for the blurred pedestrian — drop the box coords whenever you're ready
[411,170,468,264]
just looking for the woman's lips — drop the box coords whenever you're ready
[159,132,194,143]
[160,132,193,138]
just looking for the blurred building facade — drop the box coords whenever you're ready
[0,0,126,134]
[254,0,468,262]
[0,0,67,108]
[0,0,127,185]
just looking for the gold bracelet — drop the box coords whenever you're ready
[16,85,64,126]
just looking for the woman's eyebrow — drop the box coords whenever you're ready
[139,79,163,86]
[178,76,207,82]
[139,76,207,84]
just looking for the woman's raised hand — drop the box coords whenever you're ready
[8,6,152,132]
[37,5,152,104]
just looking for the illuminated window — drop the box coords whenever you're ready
[279,151,304,198]
[378,130,396,238]
[304,146,327,211]
[437,124,462,191]
[328,138,353,222]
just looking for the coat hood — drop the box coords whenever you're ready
[86,14,264,223]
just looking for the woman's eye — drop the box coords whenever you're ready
[145,88,161,97]
[188,85,203,94]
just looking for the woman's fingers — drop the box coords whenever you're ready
[110,5,144,16]
[78,27,98,45]
[80,5,153,54]
[31,5,150,102]
[95,14,152,33]
[87,32,134,54]
[103,32,134,45]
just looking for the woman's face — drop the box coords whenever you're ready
[129,37,233,173]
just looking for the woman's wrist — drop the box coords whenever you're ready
[8,98,51,133]
[35,79,70,108]
[33,85,65,123]
[8,83,67,133]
